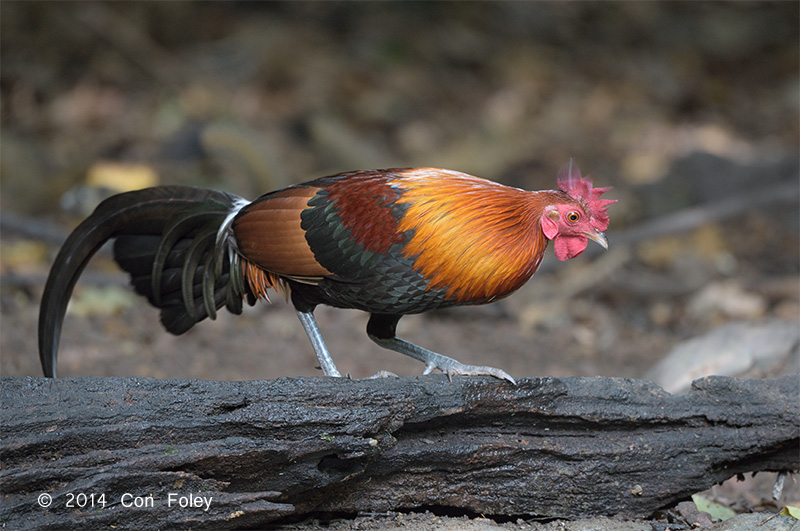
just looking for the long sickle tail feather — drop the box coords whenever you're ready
[38,186,250,377]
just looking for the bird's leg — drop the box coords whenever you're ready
[294,309,342,377]
[366,314,516,384]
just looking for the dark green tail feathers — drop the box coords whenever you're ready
[37,186,250,377]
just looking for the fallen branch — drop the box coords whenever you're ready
[1,375,797,530]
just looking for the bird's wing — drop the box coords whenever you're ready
[233,185,333,280]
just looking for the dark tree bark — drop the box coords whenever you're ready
[1,375,797,530]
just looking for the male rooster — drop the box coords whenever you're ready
[39,161,615,382]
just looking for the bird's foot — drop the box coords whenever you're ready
[316,365,343,377]
[370,335,516,384]
[424,358,516,385]
[367,370,399,379]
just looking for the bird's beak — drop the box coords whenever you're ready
[583,230,609,250]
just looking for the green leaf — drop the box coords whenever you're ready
[692,494,737,521]
[779,506,800,520]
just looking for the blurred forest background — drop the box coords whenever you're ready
[1,1,799,519]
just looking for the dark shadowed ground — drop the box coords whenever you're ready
[1,2,798,528]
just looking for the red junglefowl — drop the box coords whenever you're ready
[39,160,615,382]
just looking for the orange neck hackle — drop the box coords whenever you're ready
[392,168,553,304]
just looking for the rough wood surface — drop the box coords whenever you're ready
[1,375,797,530]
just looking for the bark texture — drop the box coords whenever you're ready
[1,374,797,530]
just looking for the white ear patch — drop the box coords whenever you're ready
[541,206,560,240]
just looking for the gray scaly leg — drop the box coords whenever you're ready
[295,309,341,377]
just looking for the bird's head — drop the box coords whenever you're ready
[541,159,617,261]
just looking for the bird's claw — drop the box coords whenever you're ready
[446,364,516,385]
[428,360,516,385]
[373,336,515,384]
[367,370,399,379]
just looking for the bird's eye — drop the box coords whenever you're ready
[567,211,580,223]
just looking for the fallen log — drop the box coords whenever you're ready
[1,374,797,530]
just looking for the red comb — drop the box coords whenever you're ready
[556,159,616,232]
